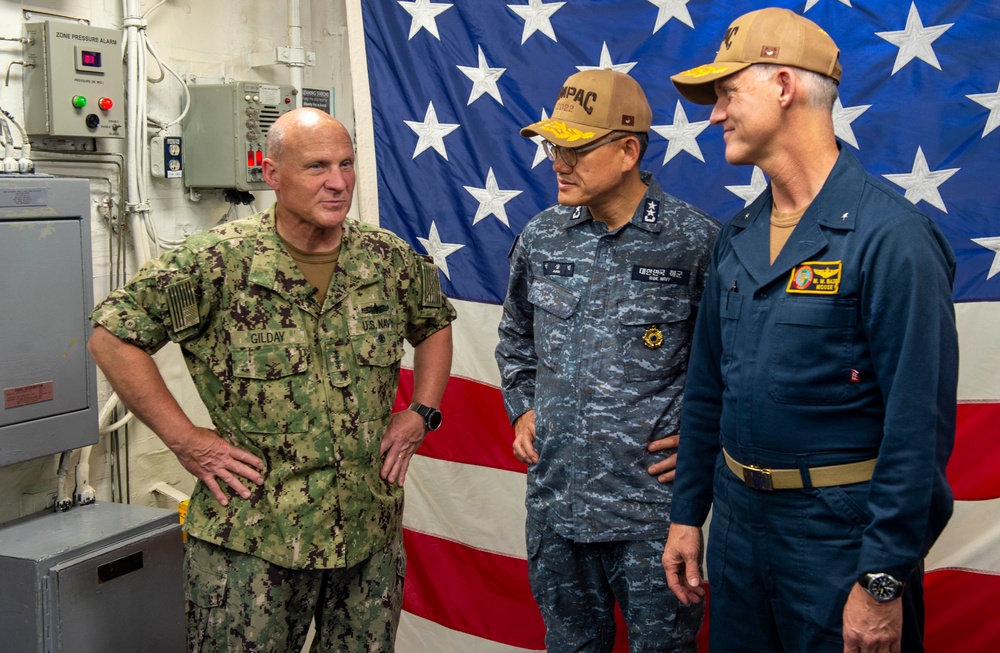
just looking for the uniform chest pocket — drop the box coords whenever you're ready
[528,279,580,371]
[618,295,692,382]
[232,346,311,433]
[351,331,405,368]
[719,290,743,376]
[768,298,857,405]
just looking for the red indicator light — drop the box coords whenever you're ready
[98,97,114,111]
[285,97,291,104]
[255,150,263,166]
[247,151,255,167]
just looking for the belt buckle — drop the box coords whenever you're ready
[742,464,773,491]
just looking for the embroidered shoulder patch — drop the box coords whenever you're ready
[787,261,843,294]
[421,260,443,307]
[166,278,200,330]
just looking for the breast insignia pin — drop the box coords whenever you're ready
[643,325,664,349]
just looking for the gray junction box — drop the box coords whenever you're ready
[182,81,296,190]
[22,21,126,139]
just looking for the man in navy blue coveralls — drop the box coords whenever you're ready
[661,8,958,653]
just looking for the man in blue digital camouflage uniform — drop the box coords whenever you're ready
[88,108,455,652]
[496,68,720,652]
[662,8,958,653]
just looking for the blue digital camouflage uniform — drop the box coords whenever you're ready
[91,206,455,650]
[496,173,719,651]
[672,145,958,651]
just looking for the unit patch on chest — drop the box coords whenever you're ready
[632,265,690,285]
[231,329,307,347]
[787,261,843,294]
[543,261,575,277]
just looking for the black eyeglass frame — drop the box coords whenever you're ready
[541,133,631,167]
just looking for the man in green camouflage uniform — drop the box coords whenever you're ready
[88,107,455,652]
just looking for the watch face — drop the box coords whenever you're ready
[868,574,900,601]
[426,409,443,430]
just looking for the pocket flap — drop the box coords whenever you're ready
[528,279,580,320]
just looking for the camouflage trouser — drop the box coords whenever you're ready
[184,536,405,653]
[526,516,703,653]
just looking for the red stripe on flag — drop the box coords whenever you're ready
[925,569,1000,652]
[947,403,1000,500]
[402,528,545,649]
[396,370,526,473]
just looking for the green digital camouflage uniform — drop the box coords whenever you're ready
[91,206,455,650]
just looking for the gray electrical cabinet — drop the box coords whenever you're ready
[0,502,184,652]
[0,176,99,466]
[181,81,296,190]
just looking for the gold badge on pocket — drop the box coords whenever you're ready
[643,325,664,349]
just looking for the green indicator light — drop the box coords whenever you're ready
[72,95,87,109]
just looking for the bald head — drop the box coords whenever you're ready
[266,108,352,164]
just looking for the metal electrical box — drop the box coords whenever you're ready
[22,20,125,139]
[181,81,296,190]
[0,503,184,653]
[0,176,99,467]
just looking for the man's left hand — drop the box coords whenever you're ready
[842,583,902,653]
[379,408,427,487]
[647,434,680,483]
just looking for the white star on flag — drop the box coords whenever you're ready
[417,221,465,280]
[464,168,523,227]
[652,100,710,164]
[457,46,507,106]
[726,166,768,207]
[404,102,460,160]
[397,0,453,41]
[507,0,565,45]
[876,2,953,75]
[967,82,1000,138]
[832,98,871,149]
[647,0,694,33]
[577,42,637,74]
[528,108,552,169]
[971,236,1000,280]
[804,0,852,12]
[883,146,960,214]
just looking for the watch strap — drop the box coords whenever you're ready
[408,402,442,431]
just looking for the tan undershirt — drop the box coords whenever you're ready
[281,236,340,305]
[769,204,808,265]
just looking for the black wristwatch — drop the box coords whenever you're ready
[858,572,903,602]
[408,402,443,431]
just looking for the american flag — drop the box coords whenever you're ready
[352,1,1000,650]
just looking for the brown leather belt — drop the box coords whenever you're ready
[723,448,876,491]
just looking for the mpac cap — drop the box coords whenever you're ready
[521,68,652,147]
[671,7,841,105]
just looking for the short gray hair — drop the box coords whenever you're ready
[751,63,839,111]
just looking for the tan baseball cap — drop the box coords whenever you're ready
[521,68,652,147]
[671,7,842,105]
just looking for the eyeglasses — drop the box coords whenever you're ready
[542,133,630,167]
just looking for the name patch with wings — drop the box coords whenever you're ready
[787,261,843,294]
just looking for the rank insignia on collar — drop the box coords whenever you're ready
[787,261,843,294]
[643,198,660,223]
[643,325,664,349]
